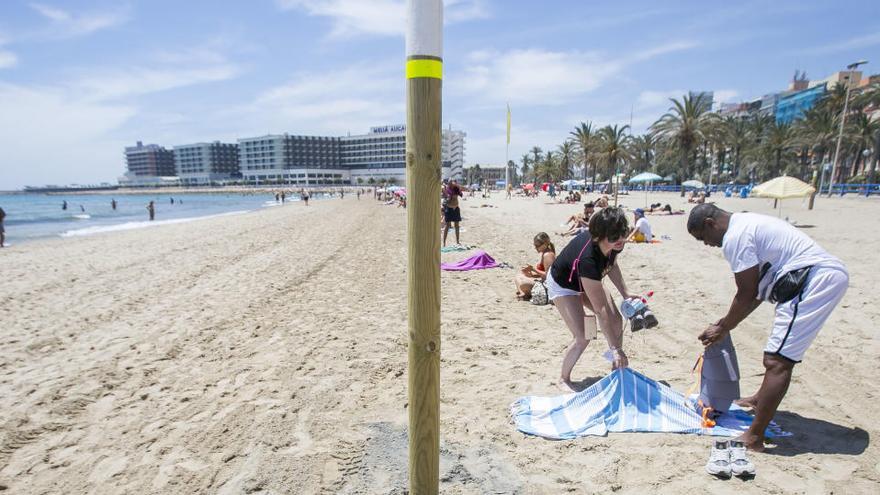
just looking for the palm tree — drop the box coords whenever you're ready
[520,153,531,184]
[793,106,838,184]
[570,122,597,190]
[529,146,543,178]
[596,124,632,200]
[847,113,880,178]
[557,141,576,179]
[651,93,714,196]
[629,134,656,172]
[763,121,794,179]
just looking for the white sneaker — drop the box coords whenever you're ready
[705,440,731,478]
[729,440,756,477]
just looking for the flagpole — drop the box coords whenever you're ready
[405,1,442,492]
[505,104,511,189]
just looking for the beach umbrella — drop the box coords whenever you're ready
[752,175,816,217]
[751,175,815,200]
[682,179,705,189]
[628,172,662,184]
[629,172,663,207]
[562,179,579,188]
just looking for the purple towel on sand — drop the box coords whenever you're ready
[441,250,500,271]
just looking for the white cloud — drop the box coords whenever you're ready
[807,30,880,54]
[278,0,404,37]
[276,0,487,38]
[73,65,240,101]
[713,89,739,104]
[451,48,621,105]
[0,50,16,69]
[211,63,403,137]
[630,40,698,62]
[637,89,686,108]
[0,82,136,187]
[29,2,130,38]
[452,39,698,107]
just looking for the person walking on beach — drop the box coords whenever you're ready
[0,206,6,248]
[147,201,155,221]
[111,199,117,211]
[687,204,849,452]
[442,179,463,246]
[281,191,286,203]
[301,189,310,206]
[546,207,640,390]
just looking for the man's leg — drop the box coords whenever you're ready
[442,223,450,246]
[737,353,794,451]
[453,221,460,245]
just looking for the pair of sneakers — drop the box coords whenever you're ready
[629,309,659,331]
[706,440,756,478]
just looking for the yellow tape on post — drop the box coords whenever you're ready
[406,59,442,79]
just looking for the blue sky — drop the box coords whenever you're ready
[1,0,878,189]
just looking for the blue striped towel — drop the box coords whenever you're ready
[510,368,788,439]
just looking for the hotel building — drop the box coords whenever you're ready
[124,141,175,177]
[238,125,466,185]
[173,141,240,185]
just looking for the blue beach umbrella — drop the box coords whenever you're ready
[628,172,662,183]
[629,172,663,206]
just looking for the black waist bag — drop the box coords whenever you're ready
[769,266,812,304]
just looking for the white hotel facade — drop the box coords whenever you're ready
[238,125,466,186]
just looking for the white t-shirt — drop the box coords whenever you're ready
[722,212,844,300]
[634,217,652,242]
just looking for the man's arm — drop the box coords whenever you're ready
[698,265,762,346]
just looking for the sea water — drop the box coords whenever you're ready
[0,192,309,245]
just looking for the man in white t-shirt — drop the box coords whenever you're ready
[627,208,653,243]
[687,204,848,452]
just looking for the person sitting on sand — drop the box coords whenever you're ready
[626,208,653,243]
[559,202,595,237]
[595,195,609,208]
[514,232,557,301]
[687,204,849,452]
[546,207,642,390]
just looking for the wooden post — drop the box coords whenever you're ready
[406,1,442,493]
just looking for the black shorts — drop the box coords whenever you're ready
[444,206,462,223]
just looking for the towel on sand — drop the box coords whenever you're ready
[510,368,788,439]
[440,250,500,271]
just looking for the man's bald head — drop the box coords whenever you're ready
[687,204,722,233]
[687,204,730,248]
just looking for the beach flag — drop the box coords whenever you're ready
[506,104,511,144]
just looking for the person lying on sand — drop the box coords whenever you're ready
[645,204,685,215]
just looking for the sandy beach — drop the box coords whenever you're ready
[0,191,877,494]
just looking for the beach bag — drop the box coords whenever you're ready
[531,280,549,306]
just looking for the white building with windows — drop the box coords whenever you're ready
[233,125,467,186]
[343,125,466,185]
[173,141,240,185]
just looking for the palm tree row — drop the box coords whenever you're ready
[514,82,880,192]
